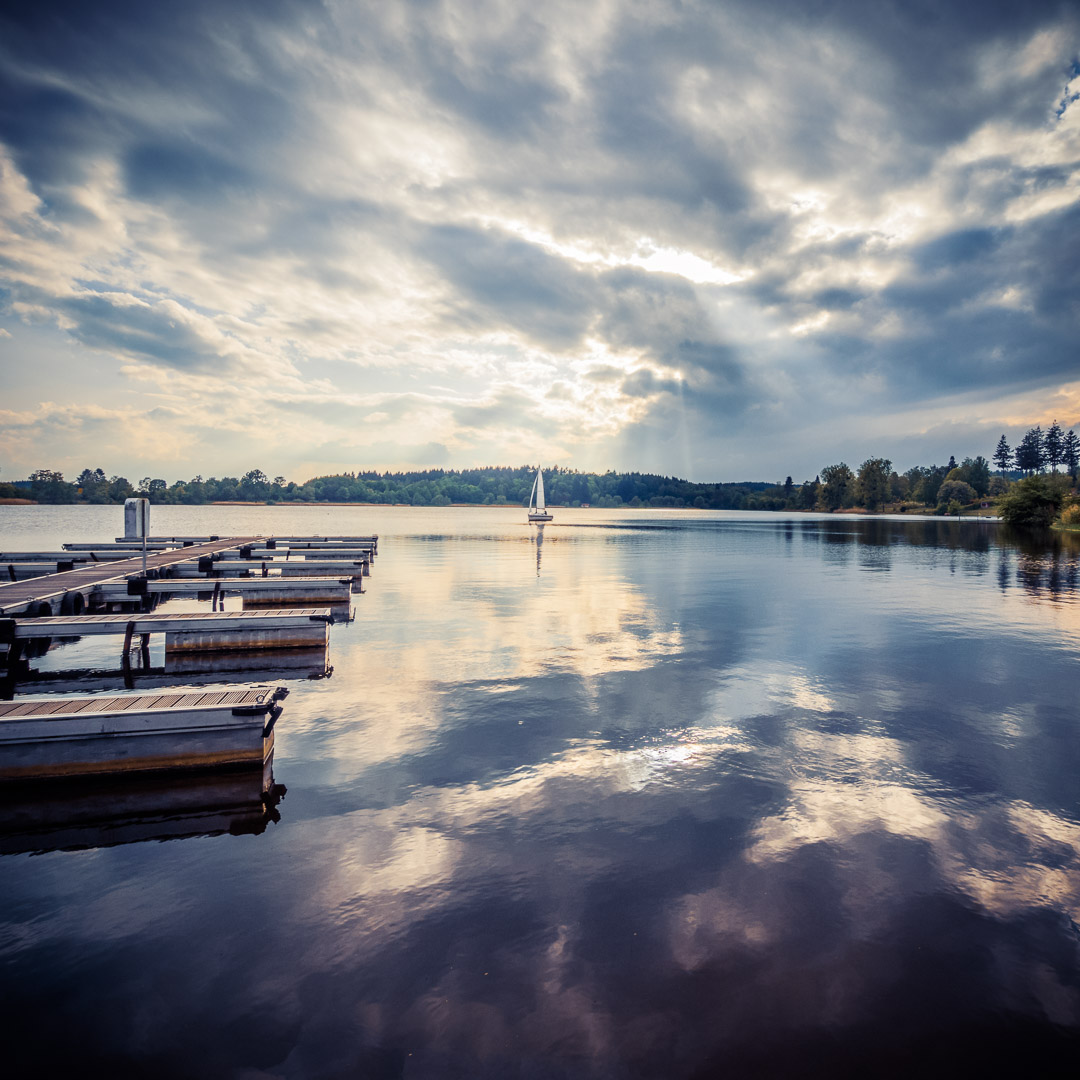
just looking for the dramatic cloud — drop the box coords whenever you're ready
[0,0,1077,480]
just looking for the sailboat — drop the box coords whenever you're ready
[528,465,553,523]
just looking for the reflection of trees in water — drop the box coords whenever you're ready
[736,518,1073,593]
[998,556,1011,594]
[1014,551,1079,599]
[797,518,1000,573]
[897,519,993,554]
[999,527,1080,600]
[800,518,994,552]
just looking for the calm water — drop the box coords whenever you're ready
[1,505,1079,1077]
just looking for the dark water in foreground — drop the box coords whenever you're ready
[1,506,1079,1078]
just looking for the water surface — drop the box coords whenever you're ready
[1,505,1078,1077]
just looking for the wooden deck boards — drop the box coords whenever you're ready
[0,686,275,720]
[0,537,266,615]
[8,608,333,637]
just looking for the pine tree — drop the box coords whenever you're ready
[1015,427,1046,474]
[1063,428,1080,480]
[1032,426,1046,472]
[1045,420,1063,472]
[993,434,1011,475]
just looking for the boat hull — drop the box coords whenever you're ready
[528,512,553,522]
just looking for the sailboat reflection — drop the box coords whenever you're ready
[536,524,544,578]
[0,756,286,855]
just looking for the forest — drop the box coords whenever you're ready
[2,422,1076,516]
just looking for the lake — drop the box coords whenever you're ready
[1,504,1078,1077]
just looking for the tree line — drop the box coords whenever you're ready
[993,421,1080,477]
[2,466,783,510]
[1,420,1075,515]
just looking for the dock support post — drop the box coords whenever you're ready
[121,619,136,687]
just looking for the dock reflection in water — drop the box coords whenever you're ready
[0,757,285,855]
[12,643,332,694]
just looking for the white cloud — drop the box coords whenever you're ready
[0,1,1077,479]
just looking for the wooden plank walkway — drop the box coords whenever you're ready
[268,542,377,550]
[1,551,153,562]
[0,686,288,779]
[134,534,377,544]
[95,576,353,595]
[240,548,373,559]
[115,536,228,543]
[64,542,187,551]
[175,559,368,576]
[0,537,265,616]
[0,687,275,719]
[6,609,333,637]
[256,535,378,543]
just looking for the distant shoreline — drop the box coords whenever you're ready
[1,498,1003,519]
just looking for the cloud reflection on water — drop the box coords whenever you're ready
[2,510,1080,1074]
[280,516,1080,1065]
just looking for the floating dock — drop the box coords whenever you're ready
[0,527,381,780]
[4,608,334,646]
[91,575,355,606]
[0,536,267,617]
[0,686,288,780]
[181,558,369,579]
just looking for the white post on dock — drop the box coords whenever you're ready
[125,498,151,575]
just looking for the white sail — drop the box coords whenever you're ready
[528,465,552,521]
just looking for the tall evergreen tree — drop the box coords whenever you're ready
[993,434,1011,475]
[1044,420,1063,472]
[1015,427,1046,474]
[1063,428,1080,480]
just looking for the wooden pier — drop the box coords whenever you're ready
[0,523,381,781]
[181,558,369,579]
[4,608,333,648]
[212,545,370,560]
[0,536,266,617]
[0,686,287,780]
[128,534,378,554]
[91,575,355,605]
[3,550,173,561]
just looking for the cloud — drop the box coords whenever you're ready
[419,224,598,349]
[0,0,1077,479]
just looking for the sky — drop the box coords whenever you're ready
[0,0,1078,485]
